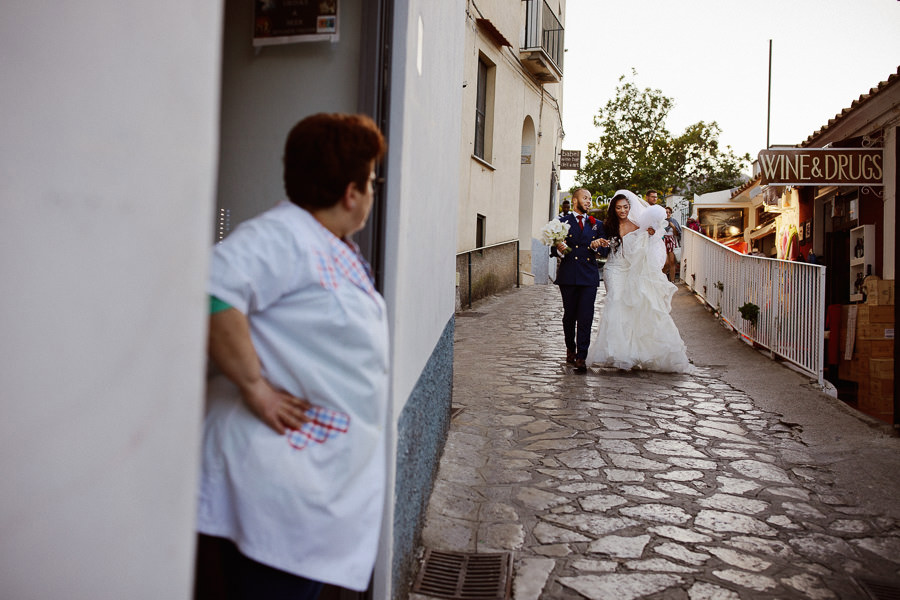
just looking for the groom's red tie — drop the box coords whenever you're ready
[577,215,584,230]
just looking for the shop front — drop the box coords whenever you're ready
[756,67,898,424]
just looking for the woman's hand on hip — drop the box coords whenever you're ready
[242,379,312,435]
[208,308,311,434]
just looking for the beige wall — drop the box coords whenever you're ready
[457,0,565,264]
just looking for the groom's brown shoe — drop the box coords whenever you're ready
[574,358,587,372]
[566,350,576,364]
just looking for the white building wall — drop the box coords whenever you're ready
[1,3,222,599]
[376,1,465,597]
[457,1,565,260]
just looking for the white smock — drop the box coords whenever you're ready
[198,201,389,591]
[587,194,693,373]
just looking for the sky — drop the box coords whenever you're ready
[558,0,900,190]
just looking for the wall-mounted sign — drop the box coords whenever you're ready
[560,150,581,170]
[254,0,339,47]
[758,148,883,186]
[521,145,533,165]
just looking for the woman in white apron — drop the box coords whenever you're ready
[196,113,388,599]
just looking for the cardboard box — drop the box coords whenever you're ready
[839,356,869,381]
[857,305,895,324]
[857,377,870,401]
[858,389,893,423]
[869,378,895,398]
[857,323,893,341]
[869,358,894,379]
[866,279,894,306]
[869,305,895,323]
[859,393,889,412]
[869,340,894,359]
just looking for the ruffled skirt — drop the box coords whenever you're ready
[587,231,693,373]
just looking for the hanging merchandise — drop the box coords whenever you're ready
[780,225,799,261]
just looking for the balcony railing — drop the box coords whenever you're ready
[521,0,564,82]
[681,229,826,385]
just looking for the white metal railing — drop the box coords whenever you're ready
[681,229,826,385]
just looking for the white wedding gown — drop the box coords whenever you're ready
[586,226,694,373]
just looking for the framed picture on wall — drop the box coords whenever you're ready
[805,221,811,238]
[798,224,804,242]
[698,208,745,240]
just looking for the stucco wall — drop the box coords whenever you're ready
[377,1,465,598]
[391,319,454,599]
[1,3,222,598]
[456,1,565,288]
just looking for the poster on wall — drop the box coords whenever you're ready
[698,208,744,240]
[253,0,339,47]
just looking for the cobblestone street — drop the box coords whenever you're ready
[411,284,900,600]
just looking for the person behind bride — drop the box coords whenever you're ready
[588,190,693,373]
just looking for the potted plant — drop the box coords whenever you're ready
[739,302,760,326]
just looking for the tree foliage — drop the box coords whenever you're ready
[575,71,750,202]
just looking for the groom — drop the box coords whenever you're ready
[553,189,608,372]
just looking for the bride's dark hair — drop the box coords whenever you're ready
[604,193,629,247]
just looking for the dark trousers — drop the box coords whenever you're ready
[559,285,597,360]
[195,534,324,600]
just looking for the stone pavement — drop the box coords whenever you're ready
[410,283,900,600]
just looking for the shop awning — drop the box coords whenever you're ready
[750,222,776,240]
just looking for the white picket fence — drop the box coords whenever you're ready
[681,229,826,385]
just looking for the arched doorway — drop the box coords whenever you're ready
[518,117,536,284]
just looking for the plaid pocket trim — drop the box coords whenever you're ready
[287,405,351,451]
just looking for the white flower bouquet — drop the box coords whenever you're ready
[541,219,571,254]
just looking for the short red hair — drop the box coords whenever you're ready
[283,113,386,210]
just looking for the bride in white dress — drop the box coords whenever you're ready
[586,190,693,373]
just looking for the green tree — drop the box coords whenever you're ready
[575,71,749,201]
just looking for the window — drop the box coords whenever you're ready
[474,59,487,159]
[474,55,494,161]
[476,214,486,249]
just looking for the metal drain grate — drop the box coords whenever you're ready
[855,577,900,600]
[412,550,513,600]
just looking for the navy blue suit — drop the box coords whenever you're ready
[553,213,609,360]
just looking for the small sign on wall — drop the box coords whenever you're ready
[560,150,581,170]
[521,145,533,165]
[254,0,339,47]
